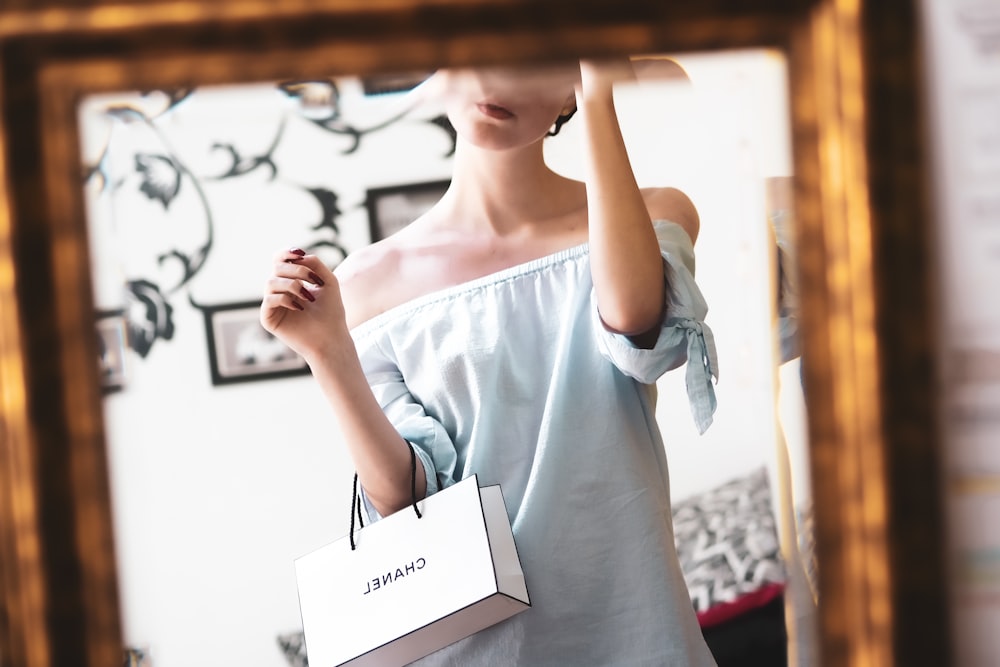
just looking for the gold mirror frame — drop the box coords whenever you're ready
[0,1,950,666]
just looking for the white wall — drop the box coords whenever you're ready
[82,50,806,666]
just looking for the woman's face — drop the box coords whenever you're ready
[437,65,578,151]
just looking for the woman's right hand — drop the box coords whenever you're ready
[260,248,348,364]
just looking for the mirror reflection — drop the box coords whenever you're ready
[80,50,816,667]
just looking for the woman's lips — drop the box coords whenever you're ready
[477,103,515,120]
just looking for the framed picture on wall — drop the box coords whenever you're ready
[200,300,310,386]
[96,309,128,394]
[365,179,450,243]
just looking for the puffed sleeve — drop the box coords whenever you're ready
[352,332,459,521]
[592,219,719,434]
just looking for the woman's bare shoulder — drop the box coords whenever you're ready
[640,186,700,243]
[335,220,464,330]
[334,239,406,330]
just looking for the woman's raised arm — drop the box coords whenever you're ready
[576,60,667,341]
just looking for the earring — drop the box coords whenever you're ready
[547,107,578,137]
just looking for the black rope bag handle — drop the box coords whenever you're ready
[350,442,423,551]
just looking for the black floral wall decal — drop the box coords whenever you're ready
[278,79,422,155]
[210,142,277,180]
[125,279,176,358]
[306,187,343,233]
[135,153,182,208]
[157,242,212,294]
[136,143,215,294]
[98,101,218,295]
[129,118,217,294]
[87,78,454,371]
[300,187,349,266]
[208,115,286,181]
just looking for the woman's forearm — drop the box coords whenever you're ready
[578,68,665,336]
[306,332,427,516]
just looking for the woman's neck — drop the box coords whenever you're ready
[442,139,585,236]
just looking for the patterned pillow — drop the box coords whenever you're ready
[671,467,786,626]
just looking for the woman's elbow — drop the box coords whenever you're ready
[599,299,665,340]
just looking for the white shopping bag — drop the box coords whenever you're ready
[295,474,531,666]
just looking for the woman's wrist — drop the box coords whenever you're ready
[302,323,356,370]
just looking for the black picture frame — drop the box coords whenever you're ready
[200,300,310,386]
[365,179,450,243]
[96,309,128,394]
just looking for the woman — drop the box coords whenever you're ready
[262,60,719,666]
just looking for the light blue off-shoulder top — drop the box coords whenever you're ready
[351,220,719,666]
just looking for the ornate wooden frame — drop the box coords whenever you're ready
[0,1,949,666]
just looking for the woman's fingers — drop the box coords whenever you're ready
[264,275,312,302]
[262,248,351,363]
[270,262,326,290]
[273,249,331,287]
[265,248,341,309]
[263,250,339,321]
[261,290,304,315]
[262,252,315,329]
[259,292,304,336]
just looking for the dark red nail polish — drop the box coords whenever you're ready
[289,247,306,256]
[292,299,304,311]
[308,271,325,287]
[299,287,316,303]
